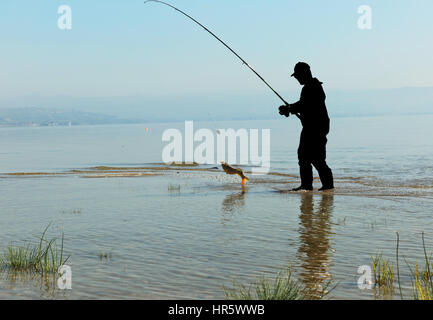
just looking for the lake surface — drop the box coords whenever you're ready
[1,115,432,299]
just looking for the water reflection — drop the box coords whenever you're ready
[221,185,247,216]
[0,269,68,299]
[296,193,334,298]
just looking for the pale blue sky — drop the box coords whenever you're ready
[0,0,432,100]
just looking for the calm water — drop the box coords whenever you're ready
[1,115,433,299]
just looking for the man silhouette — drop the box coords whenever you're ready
[279,62,334,191]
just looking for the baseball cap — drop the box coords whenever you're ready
[291,62,310,77]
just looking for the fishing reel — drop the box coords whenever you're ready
[278,104,291,118]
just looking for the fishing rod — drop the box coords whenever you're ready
[144,0,299,118]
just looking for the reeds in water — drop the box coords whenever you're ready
[0,224,69,275]
[98,249,113,262]
[371,253,395,288]
[223,267,330,300]
[407,233,433,300]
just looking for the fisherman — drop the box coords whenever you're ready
[278,62,334,191]
[144,3,333,191]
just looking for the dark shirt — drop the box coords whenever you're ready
[290,77,330,135]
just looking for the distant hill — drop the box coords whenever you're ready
[1,87,432,124]
[0,107,143,127]
[56,87,433,120]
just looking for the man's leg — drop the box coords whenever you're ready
[298,162,314,190]
[312,135,334,190]
[296,131,313,190]
[313,160,333,189]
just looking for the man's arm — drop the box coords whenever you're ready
[288,100,303,114]
[278,87,307,117]
[288,87,307,114]
[279,103,301,118]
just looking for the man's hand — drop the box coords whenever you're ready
[279,104,291,117]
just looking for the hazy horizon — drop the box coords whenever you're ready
[1,86,433,123]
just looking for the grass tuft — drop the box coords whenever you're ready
[168,184,181,191]
[371,253,395,288]
[98,249,113,262]
[408,233,433,300]
[223,267,330,300]
[0,224,69,275]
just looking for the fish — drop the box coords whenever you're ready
[220,161,249,185]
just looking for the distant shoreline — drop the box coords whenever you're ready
[1,112,433,128]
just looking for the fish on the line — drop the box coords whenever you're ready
[220,161,249,185]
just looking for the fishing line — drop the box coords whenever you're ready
[144,0,299,119]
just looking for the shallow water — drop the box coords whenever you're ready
[1,116,433,299]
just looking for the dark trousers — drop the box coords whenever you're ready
[297,129,334,189]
